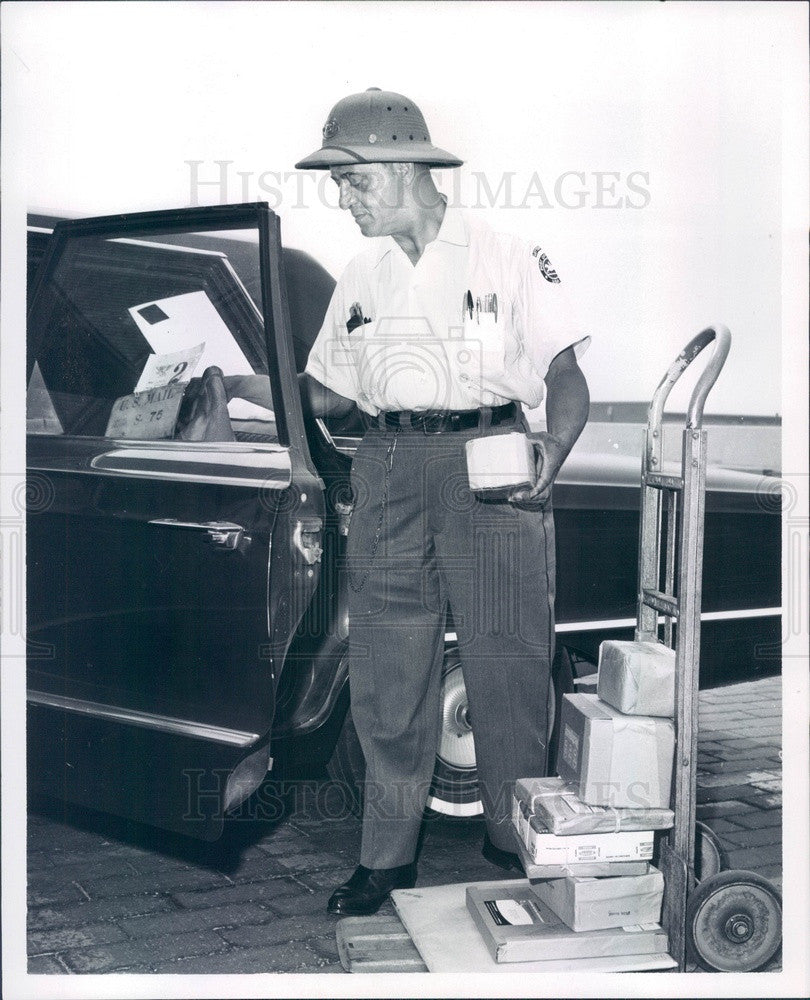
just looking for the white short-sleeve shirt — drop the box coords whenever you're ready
[305,203,589,415]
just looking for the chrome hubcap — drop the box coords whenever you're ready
[437,664,476,769]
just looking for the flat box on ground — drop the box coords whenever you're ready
[514,776,674,835]
[556,694,675,808]
[391,880,677,973]
[531,866,664,932]
[465,885,668,964]
[597,639,676,717]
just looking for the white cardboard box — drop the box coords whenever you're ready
[465,884,668,964]
[597,639,676,717]
[532,866,665,932]
[556,693,675,808]
[514,776,674,835]
[511,817,651,878]
[512,796,653,866]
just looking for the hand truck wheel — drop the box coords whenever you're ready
[686,869,782,971]
[695,820,726,882]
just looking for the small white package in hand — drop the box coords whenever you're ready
[465,432,536,495]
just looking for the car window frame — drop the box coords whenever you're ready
[27,203,315,478]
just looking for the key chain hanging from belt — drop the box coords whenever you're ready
[349,424,401,594]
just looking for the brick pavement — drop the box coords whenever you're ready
[26,675,782,975]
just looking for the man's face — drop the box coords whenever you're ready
[330,163,407,238]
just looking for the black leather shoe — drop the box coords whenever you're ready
[482,832,523,872]
[327,863,417,916]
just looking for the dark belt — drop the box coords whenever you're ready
[377,402,518,434]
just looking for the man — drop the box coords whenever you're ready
[228,88,590,915]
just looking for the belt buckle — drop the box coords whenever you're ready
[419,411,446,434]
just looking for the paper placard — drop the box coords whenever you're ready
[105,383,186,440]
[128,291,253,376]
[134,342,205,393]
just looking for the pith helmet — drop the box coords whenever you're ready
[295,88,463,169]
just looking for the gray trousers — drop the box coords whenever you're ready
[346,419,555,868]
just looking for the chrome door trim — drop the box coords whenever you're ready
[27,690,261,747]
[148,519,247,549]
[89,444,292,488]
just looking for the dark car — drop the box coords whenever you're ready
[26,203,781,840]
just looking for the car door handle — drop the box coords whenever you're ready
[293,517,323,565]
[148,519,249,551]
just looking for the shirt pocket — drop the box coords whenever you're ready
[459,311,507,387]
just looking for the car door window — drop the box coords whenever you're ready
[28,230,277,443]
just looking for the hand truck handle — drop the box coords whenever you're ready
[648,325,731,437]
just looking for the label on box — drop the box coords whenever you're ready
[562,724,579,770]
[486,898,545,927]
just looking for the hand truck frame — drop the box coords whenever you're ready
[637,325,782,972]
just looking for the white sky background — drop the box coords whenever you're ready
[5,0,804,415]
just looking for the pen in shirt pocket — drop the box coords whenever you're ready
[347,302,372,333]
[463,290,474,322]
[463,290,498,323]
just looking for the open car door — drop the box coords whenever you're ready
[26,203,323,839]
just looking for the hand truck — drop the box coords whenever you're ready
[635,325,782,972]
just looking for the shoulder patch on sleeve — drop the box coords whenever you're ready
[531,245,561,284]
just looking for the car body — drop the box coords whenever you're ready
[26,203,781,838]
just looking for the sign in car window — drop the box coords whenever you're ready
[129,290,275,426]
[133,342,205,393]
[129,291,254,376]
[105,384,186,440]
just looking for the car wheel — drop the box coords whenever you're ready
[426,652,482,816]
[327,643,575,819]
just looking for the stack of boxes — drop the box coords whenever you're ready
[467,638,678,965]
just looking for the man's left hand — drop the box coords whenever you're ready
[508,431,566,506]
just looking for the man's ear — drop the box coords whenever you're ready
[390,161,415,182]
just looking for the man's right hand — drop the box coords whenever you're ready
[176,366,236,442]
